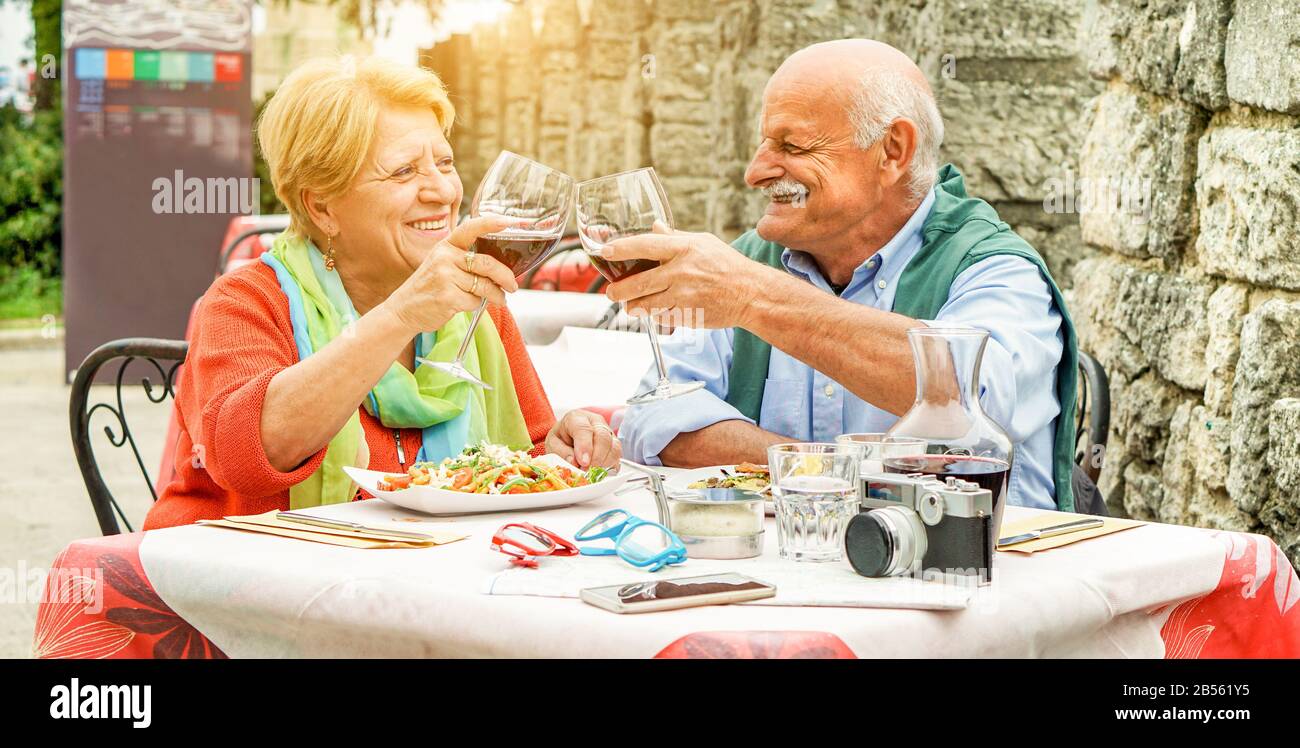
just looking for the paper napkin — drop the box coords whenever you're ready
[996,512,1144,554]
[197,510,468,549]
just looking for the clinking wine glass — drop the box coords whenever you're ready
[418,151,574,389]
[574,167,704,406]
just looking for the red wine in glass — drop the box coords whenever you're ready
[585,256,660,282]
[883,454,1010,551]
[474,231,563,277]
[588,256,661,283]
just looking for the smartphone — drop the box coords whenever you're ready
[579,572,776,614]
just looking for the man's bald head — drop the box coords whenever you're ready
[770,39,933,100]
[762,39,944,201]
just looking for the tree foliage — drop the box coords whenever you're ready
[0,106,62,275]
[31,0,61,112]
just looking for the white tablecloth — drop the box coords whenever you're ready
[138,475,1226,658]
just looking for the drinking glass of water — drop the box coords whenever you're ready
[767,442,864,562]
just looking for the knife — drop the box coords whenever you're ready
[997,517,1104,547]
[275,511,438,541]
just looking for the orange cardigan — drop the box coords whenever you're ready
[143,263,556,530]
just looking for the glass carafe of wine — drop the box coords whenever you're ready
[883,327,1014,545]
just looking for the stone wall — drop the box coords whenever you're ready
[1070,0,1300,566]
[430,0,1300,564]
[254,1,369,100]
[441,0,1099,285]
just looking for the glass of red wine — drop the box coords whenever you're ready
[574,167,704,406]
[417,151,574,389]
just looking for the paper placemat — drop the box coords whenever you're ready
[996,512,1145,554]
[483,555,972,610]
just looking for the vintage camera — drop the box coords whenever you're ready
[844,471,995,585]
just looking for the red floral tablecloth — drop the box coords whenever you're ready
[34,532,226,659]
[1158,531,1299,658]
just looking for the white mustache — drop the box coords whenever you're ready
[762,179,809,200]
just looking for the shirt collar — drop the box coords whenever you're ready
[781,187,938,290]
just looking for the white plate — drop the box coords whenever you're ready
[343,454,632,516]
[663,465,775,515]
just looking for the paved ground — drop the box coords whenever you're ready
[0,345,168,658]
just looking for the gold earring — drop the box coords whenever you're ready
[324,233,337,271]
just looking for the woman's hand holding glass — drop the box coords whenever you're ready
[384,214,521,335]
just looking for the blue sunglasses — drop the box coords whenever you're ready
[575,509,687,572]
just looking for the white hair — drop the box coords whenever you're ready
[849,67,944,202]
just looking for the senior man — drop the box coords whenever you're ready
[606,39,1080,511]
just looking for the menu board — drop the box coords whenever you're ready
[63,0,253,379]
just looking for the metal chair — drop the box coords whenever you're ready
[216,216,289,275]
[1074,350,1110,482]
[69,338,188,535]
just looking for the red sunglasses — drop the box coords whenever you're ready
[490,522,579,568]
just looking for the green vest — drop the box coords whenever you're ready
[723,164,1078,512]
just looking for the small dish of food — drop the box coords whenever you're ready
[664,463,775,515]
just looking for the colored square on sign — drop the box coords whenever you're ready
[134,50,161,80]
[214,53,242,82]
[159,51,188,81]
[187,52,214,82]
[105,49,134,80]
[74,48,106,80]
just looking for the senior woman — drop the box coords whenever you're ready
[144,56,619,530]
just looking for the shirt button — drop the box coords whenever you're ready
[823,384,835,398]
[877,279,887,289]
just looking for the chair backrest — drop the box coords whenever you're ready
[215,214,290,277]
[216,227,282,276]
[69,338,188,535]
[1074,350,1111,481]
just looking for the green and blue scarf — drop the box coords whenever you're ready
[261,233,532,508]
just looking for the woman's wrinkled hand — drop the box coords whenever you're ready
[385,215,520,333]
[545,409,622,471]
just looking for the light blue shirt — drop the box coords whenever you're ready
[620,188,1066,509]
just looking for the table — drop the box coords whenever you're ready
[34,478,1300,659]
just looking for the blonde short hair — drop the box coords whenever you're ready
[257,55,457,237]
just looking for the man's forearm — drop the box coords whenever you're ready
[658,420,790,468]
[738,265,921,416]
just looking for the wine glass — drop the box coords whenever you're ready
[574,167,704,406]
[418,151,574,389]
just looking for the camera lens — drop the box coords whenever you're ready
[845,507,926,577]
[845,513,892,577]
